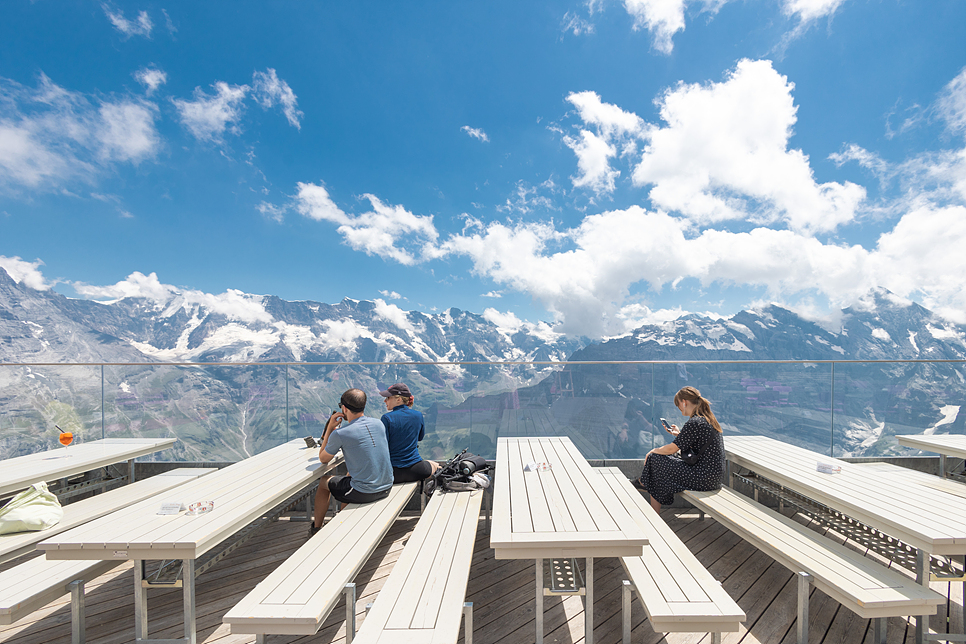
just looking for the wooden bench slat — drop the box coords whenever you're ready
[0,557,120,624]
[683,487,945,618]
[223,482,417,634]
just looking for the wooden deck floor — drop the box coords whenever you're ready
[2,507,962,644]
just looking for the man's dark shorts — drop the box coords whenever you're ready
[392,459,435,483]
[327,475,391,505]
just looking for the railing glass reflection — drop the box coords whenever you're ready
[1,360,963,462]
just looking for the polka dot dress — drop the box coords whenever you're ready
[638,416,724,506]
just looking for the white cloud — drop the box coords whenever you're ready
[560,90,648,196]
[97,101,160,163]
[295,183,438,265]
[73,271,272,323]
[781,0,846,23]
[257,201,286,223]
[379,290,404,299]
[294,182,351,224]
[483,308,523,334]
[0,256,52,290]
[622,0,726,54]
[252,68,303,129]
[134,67,167,95]
[563,130,619,194]
[481,291,502,298]
[0,74,160,192]
[373,299,415,334]
[562,11,595,36]
[938,67,966,136]
[632,59,865,234]
[461,126,489,142]
[173,82,249,142]
[103,5,153,38]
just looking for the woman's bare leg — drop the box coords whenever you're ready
[649,495,661,513]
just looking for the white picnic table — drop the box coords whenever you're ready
[38,437,343,644]
[0,437,177,497]
[897,434,966,479]
[490,436,647,644]
[725,434,966,644]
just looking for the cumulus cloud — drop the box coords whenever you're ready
[295,183,438,265]
[0,256,52,290]
[173,82,249,142]
[379,290,404,299]
[632,59,865,233]
[252,68,302,129]
[134,67,167,95]
[103,5,153,38]
[562,90,647,196]
[0,74,160,192]
[373,299,415,335]
[461,126,489,142]
[73,271,272,323]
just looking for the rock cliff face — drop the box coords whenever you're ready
[3,267,964,461]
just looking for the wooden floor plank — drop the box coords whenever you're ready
[1,508,960,644]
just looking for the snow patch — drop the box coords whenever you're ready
[924,405,960,435]
[908,331,919,354]
[725,321,755,340]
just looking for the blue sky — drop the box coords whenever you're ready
[1,0,965,338]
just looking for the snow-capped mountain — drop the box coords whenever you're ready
[3,265,965,462]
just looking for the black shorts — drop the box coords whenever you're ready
[327,475,391,505]
[392,460,435,483]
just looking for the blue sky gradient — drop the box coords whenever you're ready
[2,1,965,337]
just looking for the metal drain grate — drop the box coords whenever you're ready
[548,558,584,595]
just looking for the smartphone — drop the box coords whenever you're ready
[660,418,672,432]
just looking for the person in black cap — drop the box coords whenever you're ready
[379,382,440,483]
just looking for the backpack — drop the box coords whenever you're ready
[424,449,490,497]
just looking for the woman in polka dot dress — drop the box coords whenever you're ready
[635,386,725,513]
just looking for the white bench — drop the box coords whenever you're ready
[596,468,745,644]
[682,487,945,644]
[223,482,418,642]
[0,468,216,642]
[352,488,484,644]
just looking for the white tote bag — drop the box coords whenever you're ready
[0,481,64,535]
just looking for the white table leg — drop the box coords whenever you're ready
[134,560,148,640]
[585,557,594,644]
[536,558,544,644]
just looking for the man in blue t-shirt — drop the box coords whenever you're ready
[379,382,440,483]
[311,388,393,537]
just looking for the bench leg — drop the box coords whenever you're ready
[134,560,148,640]
[873,617,887,644]
[69,579,85,644]
[183,559,196,644]
[585,557,594,644]
[344,583,356,644]
[916,548,929,644]
[797,571,813,644]
[255,636,265,644]
[129,458,136,484]
[536,558,544,644]
[621,580,632,644]
[711,634,722,644]
[463,602,474,644]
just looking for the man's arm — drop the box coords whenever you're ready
[318,412,343,464]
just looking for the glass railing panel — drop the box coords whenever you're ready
[0,364,103,459]
[831,361,966,457]
[104,364,288,462]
